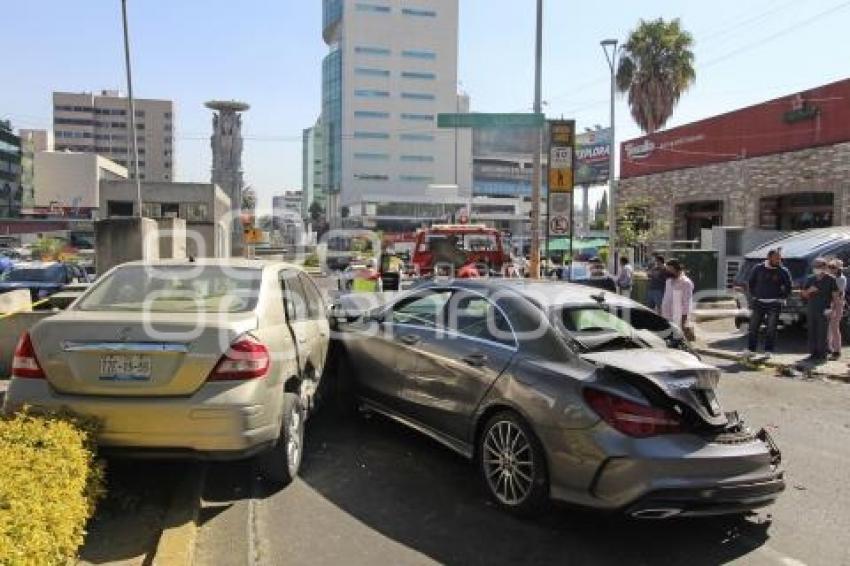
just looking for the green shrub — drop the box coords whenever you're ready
[0,412,104,566]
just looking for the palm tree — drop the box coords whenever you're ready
[616,18,696,134]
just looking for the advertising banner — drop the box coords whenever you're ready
[575,128,611,185]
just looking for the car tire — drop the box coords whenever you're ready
[256,392,304,487]
[478,410,549,516]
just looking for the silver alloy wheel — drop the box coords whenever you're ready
[483,420,534,505]
[287,403,303,475]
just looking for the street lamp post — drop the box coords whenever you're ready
[601,38,618,273]
[121,0,142,218]
[529,0,544,279]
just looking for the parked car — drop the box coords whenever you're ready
[2,258,330,486]
[733,227,850,329]
[330,279,784,517]
[0,261,91,302]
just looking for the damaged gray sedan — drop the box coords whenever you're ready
[331,279,784,518]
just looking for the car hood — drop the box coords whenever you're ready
[582,348,727,427]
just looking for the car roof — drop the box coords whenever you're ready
[415,278,636,309]
[745,227,850,259]
[118,258,305,271]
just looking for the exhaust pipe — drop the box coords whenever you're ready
[630,508,683,519]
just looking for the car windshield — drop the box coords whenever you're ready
[76,265,262,313]
[5,266,64,283]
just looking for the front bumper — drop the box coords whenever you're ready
[2,378,282,457]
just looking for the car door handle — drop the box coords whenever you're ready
[399,334,421,345]
[462,353,488,367]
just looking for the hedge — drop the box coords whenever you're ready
[0,412,104,566]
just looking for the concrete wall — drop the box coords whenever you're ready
[34,152,127,209]
[95,217,159,274]
[618,141,850,240]
[156,217,187,259]
[100,180,232,257]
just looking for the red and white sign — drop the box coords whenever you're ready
[620,78,850,179]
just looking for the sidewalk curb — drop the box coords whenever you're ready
[695,346,850,384]
[151,464,206,566]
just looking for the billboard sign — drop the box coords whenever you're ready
[575,128,611,185]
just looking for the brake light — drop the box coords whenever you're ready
[583,388,683,438]
[12,332,45,380]
[208,336,270,381]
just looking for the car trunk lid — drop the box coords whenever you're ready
[30,311,259,397]
[581,348,728,428]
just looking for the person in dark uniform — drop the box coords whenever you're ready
[801,257,840,364]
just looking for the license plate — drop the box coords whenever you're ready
[99,355,152,381]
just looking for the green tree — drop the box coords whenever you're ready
[616,18,696,133]
[308,200,324,222]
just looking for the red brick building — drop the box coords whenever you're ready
[618,78,850,241]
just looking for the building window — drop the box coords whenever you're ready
[135,110,145,118]
[401,92,435,101]
[401,154,434,162]
[355,89,390,98]
[355,46,391,56]
[400,175,434,182]
[136,123,145,130]
[111,122,127,129]
[142,202,162,218]
[164,112,172,119]
[673,201,723,240]
[108,200,134,217]
[54,118,94,126]
[354,173,389,181]
[402,8,437,17]
[402,49,436,59]
[355,3,390,12]
[354,152,390,160]
[401,71,436,80]
[354,110,390,119]
[165,162,171,168]
[400,133,435,141]
[354,131,390,139]
[759,193,834,231]
[400,113,434,121]
[160,202,179,218]
[355,67,390,77]
[185,203,209,221]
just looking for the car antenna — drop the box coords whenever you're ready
[591,291,606,304]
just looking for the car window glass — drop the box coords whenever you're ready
[389,290,451,328]
[299,273,324,319]
[563,308,631,334]
[447,292,515,346]
[280,270,309,321]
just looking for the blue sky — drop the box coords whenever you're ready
[3,0,850,213]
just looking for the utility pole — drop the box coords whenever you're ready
[121,0,142,217]
[601,39,618,272]
[529,0,544,279]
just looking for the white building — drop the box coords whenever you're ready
[33,151,128,215]
[53,90,174,182]
[302,118,325,219]
[321,0,472,230]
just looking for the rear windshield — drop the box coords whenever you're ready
[76,265,262,313]
[5,266,65,283]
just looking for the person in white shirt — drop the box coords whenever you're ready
[661,259,694,332]
[617,256,634,297]
[827,258,847,360]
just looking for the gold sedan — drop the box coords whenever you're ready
[3,259,330,485]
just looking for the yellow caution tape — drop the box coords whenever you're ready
[0,298,51,320]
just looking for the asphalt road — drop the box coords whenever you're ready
[192,357,850,566]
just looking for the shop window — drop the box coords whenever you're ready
[759,192,833,231]
[674,201,723,241]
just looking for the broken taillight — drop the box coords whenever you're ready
[12,332,46,380]
[208,336,270,381]
[583,388,684,438]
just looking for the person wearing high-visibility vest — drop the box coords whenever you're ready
[352,258,383,293]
